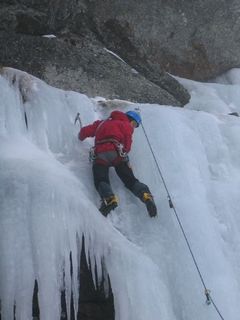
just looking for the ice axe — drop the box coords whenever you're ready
[74,112,82,129]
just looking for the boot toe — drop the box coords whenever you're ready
[146,200,157,217]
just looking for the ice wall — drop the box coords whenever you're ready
[0,68,174,320]
[1,67,240,320]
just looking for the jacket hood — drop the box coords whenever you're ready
[110,110,129,122]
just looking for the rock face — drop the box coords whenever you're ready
[1,0,240,104]
[0,31,185,106]
[0,1,191,106]
[85,0,240,81]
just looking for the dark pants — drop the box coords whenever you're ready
[92,159,150,201]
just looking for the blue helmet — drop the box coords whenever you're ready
[125,111,142,127]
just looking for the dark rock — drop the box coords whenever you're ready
[77,245,114,320]
[31,246,115,320]
[228,112,239,117]
[0,31,186,106]
[1,0,240,86]
[15,11,49,35]
[84,0,240,81]
[0,1,192,106]
[0,0,84,33]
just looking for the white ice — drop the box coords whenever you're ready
[1,67,240,320]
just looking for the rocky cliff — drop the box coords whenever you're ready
[1,1,240,106]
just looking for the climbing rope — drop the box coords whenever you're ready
[136,108,225,320]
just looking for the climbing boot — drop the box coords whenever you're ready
[99,195,119,216]
[142,192,157,217]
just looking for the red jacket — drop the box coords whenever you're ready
[79,110,133,154]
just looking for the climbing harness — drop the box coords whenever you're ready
[88,116,127,162]
[76,114,128,162]
[135,107,226,320]
[96,138,127,157]
[89,138,127,162]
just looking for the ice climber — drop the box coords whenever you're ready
[78,110,157,217]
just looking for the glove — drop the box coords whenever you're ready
[78,131,84,141]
